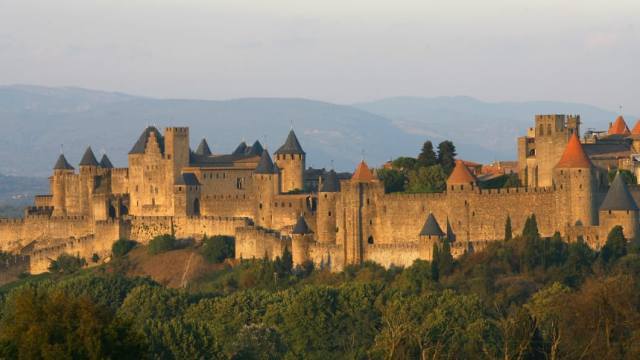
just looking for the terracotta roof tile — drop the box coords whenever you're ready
[447,160,477,185]
[632,120,640,135]
[608,115,630,135]
[555,133,592,168]
[351,161,375,182]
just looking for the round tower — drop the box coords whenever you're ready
[253,150,279,228]
[418,213,445,260]
[274,130,305,193]
[51,154,75,216]
[317,170,339,244]
[291,216,312,266]
[553,133,597,227]
[446,160,478,192]
[599,172,639,245]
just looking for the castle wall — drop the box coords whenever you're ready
[235,226,290,261]
[363,242,420,268]
[128,215,250,243]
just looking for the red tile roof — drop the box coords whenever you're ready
[447,160,477,184]
[555,133,592,168]
[631,120,640,135]
[608,116,630,135]
[351,160,375,182]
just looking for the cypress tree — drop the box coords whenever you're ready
[437,141,457,174]
[431,243,440,281]
[439,240,454,276]
[417,140,437,167]
[504,215,512,241]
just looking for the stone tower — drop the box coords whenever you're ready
[164,127,190,184]
[127,126,166,215]
[51,154,74,216]
[599,172,639,244]
[291,215,312,266]
[418,213,445,260]
[446,160,478,192]
[526,114,580,187]
[275,130,305,193]
[78,147,100,216]
[253,150,279,228]
[553,133,597,228]
[342,160,379,266]
[317,170,340,244]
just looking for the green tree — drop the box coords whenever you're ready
[377,168,407,193]
[202,235,235,263]
[601,225,627,265]
[439,241,454,277]
[505,216,512,241]
[230,323,285,360]
[148,234,177,255]
[0,286,144,359]
[418,140,437,167]
[406,165,447,193]
[391,157,418,171]
[112,238,137,258]
[437,140,457,174]
[48,253,86,274]
[431,244,440,282]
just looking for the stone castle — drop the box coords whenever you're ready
[2,114,640,273]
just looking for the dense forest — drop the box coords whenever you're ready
[1,218,640,359]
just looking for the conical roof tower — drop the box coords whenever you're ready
[555,133,592,168]
[600,173,639,211]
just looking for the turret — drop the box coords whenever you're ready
[164,127,190,183]
[553,133,597,227]
[99,154,114,169]
[608,115,630,136]
[253,150,279,228]
[291,216,313,266]
[599,173,639,245]
[275,130,305,193]
[232,141,248,155]
[317,170,339,244]
[247,140,264,156]
[418,213,445,260]
[446,160,477,192]
[194,138,212,156]
[51,154,74,216]
[79,147,99,173]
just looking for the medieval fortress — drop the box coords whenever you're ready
[2,114,640,273]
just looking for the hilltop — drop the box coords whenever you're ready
[0,85,626,176]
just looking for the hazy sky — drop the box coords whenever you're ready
[0,0,638,113]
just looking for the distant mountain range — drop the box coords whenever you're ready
[0,85,630,177]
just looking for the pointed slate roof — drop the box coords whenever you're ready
[275,130,305,155]
[320,169,340,192]
[292,216,312,234]
[255,150,276,174]
[447,160,477,184]
[555,133,592,168]
[53,154,74,170]
[129,126,164,154]
[600,173,639,211]
[608,115,630,135]
[351,161,375,182]
[99,154,113,168]
[79,147,99,167]
[420,213,445,237]
[232,141,248,155]
[195,139,212,156]
[246,140,264,156]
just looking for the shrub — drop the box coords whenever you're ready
[48,254,87,274]
[201,236,235,263]
[112,239,137,258]
[148,234,177,255]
